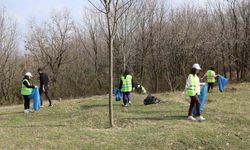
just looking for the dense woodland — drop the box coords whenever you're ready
[0,0,249,105]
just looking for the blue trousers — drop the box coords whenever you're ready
[122,92,131,105]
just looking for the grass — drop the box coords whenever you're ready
[0,83,249,149]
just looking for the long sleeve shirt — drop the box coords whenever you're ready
[39,73,49,88]
[23,78,35,88]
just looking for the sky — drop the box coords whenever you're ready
[0,0,210,51]
[0,0,90,31]
[0,0,211,31]
[0,0,91,52]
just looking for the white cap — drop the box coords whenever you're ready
[25,72,33,77]
[192,63,201,70]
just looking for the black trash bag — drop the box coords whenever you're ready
[143,95,161,105]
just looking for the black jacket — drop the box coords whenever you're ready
[119,74,134,90]
[39,73,49,87]
[22,77,35,88]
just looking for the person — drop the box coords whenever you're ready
[21,72,37,113]
[38,68,52,107]
[119,68,134,107]
[134,84,147,94]
[201,67,220,93]
[185,63,206,122]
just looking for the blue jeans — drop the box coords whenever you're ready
[122,92,131,105]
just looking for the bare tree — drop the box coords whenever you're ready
[88,0,134,127]
[0,8,20,104]
[25,10,74,84]
[237,0,249,79]
[75,12,106,90]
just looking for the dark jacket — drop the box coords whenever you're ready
[22,77,35,88]
[119,74,134,90]
[39,73,49,88]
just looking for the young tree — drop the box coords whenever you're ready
[88,0,134,127]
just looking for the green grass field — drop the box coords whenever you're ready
[0,83,249,149]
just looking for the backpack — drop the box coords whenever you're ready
[144,95,160,105]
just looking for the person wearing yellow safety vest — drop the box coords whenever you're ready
[21,72,37,113]
[119,69,134,107]
[201,67,220,93]
[185,64,206,122]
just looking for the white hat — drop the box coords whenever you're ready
[25,72,33,77]
[192,63,201,70]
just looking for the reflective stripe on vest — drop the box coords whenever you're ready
[186,74,197,96]
[21,79,32,95]
[121,75,132,92]
[207,70,215,83]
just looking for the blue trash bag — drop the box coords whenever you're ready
[193,84,207,115]
[29,88,41,111]
[113,88,121,101]
[218,76,229,92]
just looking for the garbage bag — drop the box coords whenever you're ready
[113,88,121,101]
[218,76,229,92]
[193,84,207,115]
[30,88,41,111]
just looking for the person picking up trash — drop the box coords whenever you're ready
[21,72,38,113]
[38,67,53,107]
[201,67,220,93]
[119,68,134,107]
[185,64,206,122]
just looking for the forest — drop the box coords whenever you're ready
[0,0,249,105]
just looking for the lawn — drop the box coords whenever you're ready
[0,83,249,149]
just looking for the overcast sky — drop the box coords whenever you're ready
[0,0,89,29]
[0,0,210,51]
[0,0,211,30]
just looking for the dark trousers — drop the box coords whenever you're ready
[23,95,30,110]
[39,87,52,106]
[188,95,201,116]
[122,92,131,105]
[207,83,214,92]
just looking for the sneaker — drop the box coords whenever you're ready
[123,104,129,107]
[196,116,206,122]
[28,109,34,113]
[128,101,132,105]
[187,116,196,121]
[24,109,29,113]
[49,104,53,107]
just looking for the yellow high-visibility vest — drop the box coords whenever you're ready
[207,70,216,83]
[186,74,200,96]
[121,75,132,92]
[21,79,32,95]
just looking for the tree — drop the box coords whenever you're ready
[88,0,134,127]
[0,8,20,104]
[25,10,74,84]
[75,12,106,90]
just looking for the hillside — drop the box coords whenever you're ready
[0,83,249,149]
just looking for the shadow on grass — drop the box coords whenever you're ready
[125,115,187,121]
[128,110,186,114]
[80,104,107,110]
[0,124,66,128]
[0,111,24,116]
